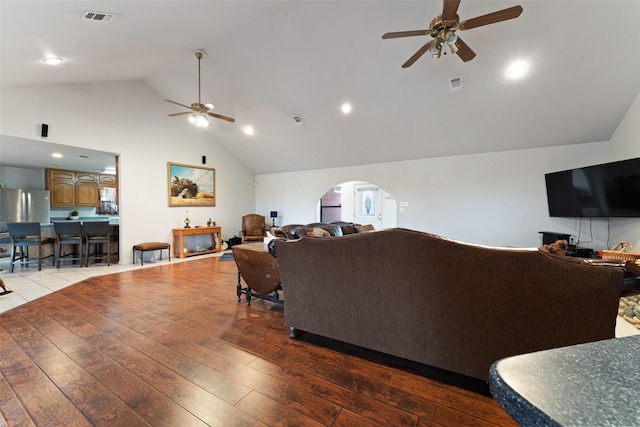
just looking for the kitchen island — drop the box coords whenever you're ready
[489,335,640,426]
[43,221,119,265]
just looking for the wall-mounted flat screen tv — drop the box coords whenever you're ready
[545,157,640,217]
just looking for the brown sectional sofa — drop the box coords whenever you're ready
[273,221,372,239]
[274,228,624,381]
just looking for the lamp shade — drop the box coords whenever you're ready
[270,211,278,218]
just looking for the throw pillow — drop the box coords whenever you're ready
[305,227,331,237]
[340,224,357,234]
[355,224,375,233]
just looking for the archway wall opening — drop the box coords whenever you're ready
[316,181,397,230]
[254,165,400,230]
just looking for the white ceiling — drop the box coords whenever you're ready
[2,1,640,175]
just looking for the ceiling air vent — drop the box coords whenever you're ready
[449,75,463,93]
[80,11,117,21]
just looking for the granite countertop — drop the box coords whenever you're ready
[489,335,640,426]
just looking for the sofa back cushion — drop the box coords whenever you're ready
[275,224,307,240]
[331,221,358,235]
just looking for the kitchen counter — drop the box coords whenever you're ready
[50,217,119,225]
[489,335,640,426]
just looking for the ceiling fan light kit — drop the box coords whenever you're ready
[382,0,523,67]
[165,50,235,126]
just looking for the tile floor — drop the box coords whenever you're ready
[1,253,639,338]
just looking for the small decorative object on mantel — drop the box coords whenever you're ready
[70,210,80,220]
[184,210,191,229]
[207,218,212,227]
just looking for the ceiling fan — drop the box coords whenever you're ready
[382,0,523,68]
[165,51,235,126]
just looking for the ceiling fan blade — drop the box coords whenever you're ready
[207,112,236,123]
[165,99,192,110]
[459,5,523,30]
[168,112,192,117]
[402,39,437,68]
[455,37,476,62]
[382,30,429,39]
[442,0,461,21]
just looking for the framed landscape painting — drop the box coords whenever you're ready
[167,162,216,207]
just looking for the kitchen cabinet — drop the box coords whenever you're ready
[48,179,75,206]
[99,174,116,187]
[46,169,98,207]
[75,181,98,206]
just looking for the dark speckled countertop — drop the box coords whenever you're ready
[489,335,640,426]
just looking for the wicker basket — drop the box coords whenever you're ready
[601,241,640,262]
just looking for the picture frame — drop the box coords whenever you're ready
[167,162,216,207]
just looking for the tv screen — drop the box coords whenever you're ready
[545,157,640,217]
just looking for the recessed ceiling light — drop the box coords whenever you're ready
[341,103,352,114]
[52,153,63,158]
[43,57,63,65]
[506,60,528,79]
[242,126,255,136]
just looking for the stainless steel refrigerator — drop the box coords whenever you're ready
[0,189,51,226]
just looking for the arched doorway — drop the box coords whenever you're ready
[316,181,397,229]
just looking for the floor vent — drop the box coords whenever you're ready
[80,11,117,21]
[449,75,463,93]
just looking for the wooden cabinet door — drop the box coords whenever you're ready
[49,180,75,206]
[99,174,116,186]
[76,172,98,183]
[76,182,98,206]
[47,169,76,206]
[49,169,75,181]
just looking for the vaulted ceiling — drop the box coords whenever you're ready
[2,1,640,174]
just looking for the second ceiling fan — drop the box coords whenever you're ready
[165,50,235,127]
[382,0,523,68]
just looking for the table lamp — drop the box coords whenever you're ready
[270,211,278,227]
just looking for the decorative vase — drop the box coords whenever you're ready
[207,218,212,227]
[184,217,191,228]
[70,216,79,220]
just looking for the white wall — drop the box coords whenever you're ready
[0,81,256,263]
[3,80,638,255]
[608,90,640,248]
[256,141,622,248]
[0,166,45,189]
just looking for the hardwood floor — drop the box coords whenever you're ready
[0,257,517,426]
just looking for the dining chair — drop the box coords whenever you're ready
[53,221,85,267]
[6,222,55,272]
[83,221,117,266]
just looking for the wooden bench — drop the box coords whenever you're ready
[132,242,171,266]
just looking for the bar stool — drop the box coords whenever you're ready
[6,222,55,272]
[83,221,117,266]
[53,221,84,267]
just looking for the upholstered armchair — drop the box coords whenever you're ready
[241,214,267,243]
